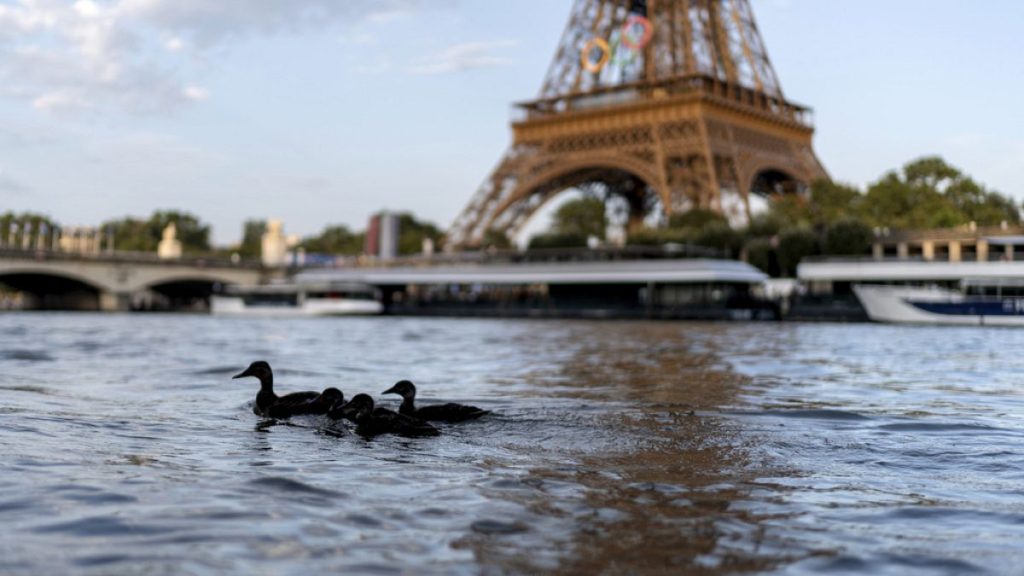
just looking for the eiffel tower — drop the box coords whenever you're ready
[447,0,827,249]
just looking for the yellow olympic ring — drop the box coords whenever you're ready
[581,38,611,73]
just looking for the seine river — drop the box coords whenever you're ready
[1,314,1022,575]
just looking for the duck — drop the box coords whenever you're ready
[232,361,319,418]
[382,380,490,423]
[290,387,345,417]
[331,393,440,438]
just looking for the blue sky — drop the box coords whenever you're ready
[0,0,1021,245]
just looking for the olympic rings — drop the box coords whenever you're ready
[580,38,611,73]
[620,15,653,51]
[579,14,653,73]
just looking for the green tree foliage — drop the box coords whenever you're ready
[808,180,862,227]
[823,218,873,256]
[745,212,785,238]
[396,213,443,255]
[694,221,743,257]
[776,227,819,277]
[482,228,513,250]
[860,157,1019,228]
[236,220,265,258]
[527,232,588,250]
[103,210,211,254]
[551,197,607,240]
[625,227,689,246]
[302,224,364,255]
[0,212,58,246]
[744,237,777,276]
[667,208,727,231]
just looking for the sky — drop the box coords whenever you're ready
[0,0,1021,245]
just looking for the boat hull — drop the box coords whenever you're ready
[853,285,1024,326]
[211,296,382,317]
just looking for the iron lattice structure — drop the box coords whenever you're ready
[447,0,828,249]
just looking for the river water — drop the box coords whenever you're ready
[1,314,1022,575]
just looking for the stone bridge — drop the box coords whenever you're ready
[0,251,265,311]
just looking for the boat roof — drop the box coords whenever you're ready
[221,281,376,294]
[297,259,767,286]
[984,236,1024,246]
[799,259,1024,282]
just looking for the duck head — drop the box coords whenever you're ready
[233,361,273,385]
[336,393,374,422]
[321,387,344,408]
[382,380,416,400]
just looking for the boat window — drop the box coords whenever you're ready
[242,294,299,306]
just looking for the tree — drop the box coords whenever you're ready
[148,211,211,253]
[527,232,588,250]
[236,219,265,258]
[744,237,777,276]
[808,179,862,227]
[396,213,443,255]
[302,224,364,255]
[823,218,873,256]
[625,227,689,246]
[745,212,785,238]
[482,228,513,250]
[104,210,211,254]
[551,197,607,240]
[766,194,813,229]
[776,227,818,277]
[860,157,1019,229]
[0,212,58,247]
[694,221,743,257]
[667,208,727,231]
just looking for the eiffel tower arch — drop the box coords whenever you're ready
[448,0,828,249]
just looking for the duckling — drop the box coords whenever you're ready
[331,394,440,438]
[382,380,489,423]
[232,361,319,418]
[290,387,344,417]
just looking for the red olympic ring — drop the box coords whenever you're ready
[620,15,653,51]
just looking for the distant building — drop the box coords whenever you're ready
[870,222,1022,263]
[365,212,400,261]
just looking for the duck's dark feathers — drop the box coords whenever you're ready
[333,394,440,438]
[382,380,489,423]
[233,360,318,418]
[410,402,490,422]
[285,388,344,417]
[264,391,321,418]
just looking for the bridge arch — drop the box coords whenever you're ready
[485,155,670,239]
[746,164,809,198]
[0,270,105,310]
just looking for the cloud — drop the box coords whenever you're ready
[182,85,208,101]
[0,0,426,116]
[0,170,31,195]
[409,40,518,75]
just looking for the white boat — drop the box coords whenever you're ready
[853,280,1024,326]
[211,282,382,317]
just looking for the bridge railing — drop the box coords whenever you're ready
[300,243,729,270]
[0,248,264,270]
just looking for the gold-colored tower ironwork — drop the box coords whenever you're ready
[448,0,827,248]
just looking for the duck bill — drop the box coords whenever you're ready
[232,368,251,379]
[382,385,399,395]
